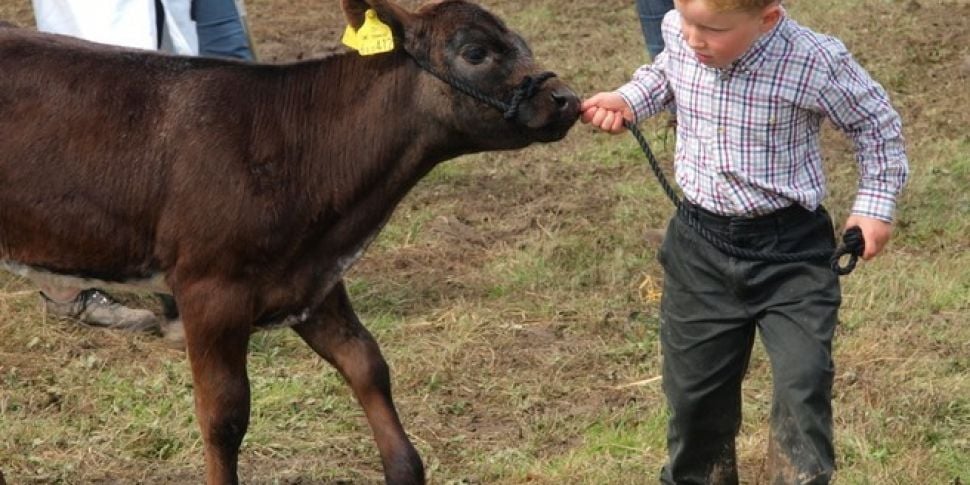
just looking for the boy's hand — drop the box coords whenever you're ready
[581,92,634,134]
[843,215,893,260]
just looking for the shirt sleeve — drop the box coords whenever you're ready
[615,53,673,123]
[816,51,909,222]
[614,11,677,122]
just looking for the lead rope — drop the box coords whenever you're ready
[624,121,864,275]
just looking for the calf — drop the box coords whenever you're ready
[0,0,579,483]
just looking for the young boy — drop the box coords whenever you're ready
[582,1,908,483]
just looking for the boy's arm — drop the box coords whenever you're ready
[617,8,680,122]
[581,57,673,133]
[817,51,909,258]
[580,53,672,134]
[582,11,678,133]
[614,53,675,123]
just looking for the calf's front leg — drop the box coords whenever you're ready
[178,280,253,485]
[293,282,424,485]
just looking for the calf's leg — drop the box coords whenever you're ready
[293,282,424,485]
[178,280,253,485]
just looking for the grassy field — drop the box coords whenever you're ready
[1,0,968,483]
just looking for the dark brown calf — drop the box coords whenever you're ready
[0,0,579,483]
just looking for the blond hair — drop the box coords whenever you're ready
[683,0,781,12]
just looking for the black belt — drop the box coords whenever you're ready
[679,201,817,233]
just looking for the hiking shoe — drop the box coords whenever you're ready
[42,289,159,332]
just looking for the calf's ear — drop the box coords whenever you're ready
[342,0,415,36]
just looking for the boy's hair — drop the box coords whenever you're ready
[685,0,781,12]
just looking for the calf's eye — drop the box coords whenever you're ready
[461,46,488,65]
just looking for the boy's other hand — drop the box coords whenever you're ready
[581,92,634,134]
[843,215,893,260]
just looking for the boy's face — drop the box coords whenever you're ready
[674,0,782,69]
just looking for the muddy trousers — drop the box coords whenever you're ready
[657,203,841,485]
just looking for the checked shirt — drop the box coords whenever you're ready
[617,10,909,222]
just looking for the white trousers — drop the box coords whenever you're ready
[31,0,198,54]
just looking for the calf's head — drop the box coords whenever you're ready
[342,0,580,150]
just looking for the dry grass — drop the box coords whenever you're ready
[1,0,968,483]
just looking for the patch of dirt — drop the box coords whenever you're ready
[843,2,970,139]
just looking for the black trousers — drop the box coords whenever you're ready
[657,203,841,485]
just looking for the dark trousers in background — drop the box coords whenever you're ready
[635,0,674,59]
[193,0,253,60]
[155,0,254,60]
[657,203,841,485]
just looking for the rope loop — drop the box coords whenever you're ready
[504,71,557,120]
[830,226,865,275]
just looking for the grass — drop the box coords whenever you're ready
[1,0,969,483]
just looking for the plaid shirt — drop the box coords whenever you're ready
[617,10,908,222]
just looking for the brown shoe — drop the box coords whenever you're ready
[42,289,158,332]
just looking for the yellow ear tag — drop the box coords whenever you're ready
[356,9,395,56]
[341,24,361,51]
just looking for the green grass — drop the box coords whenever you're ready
[2,0,969,483]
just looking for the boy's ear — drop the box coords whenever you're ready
[342,0,415,37]
[759,3,783,32]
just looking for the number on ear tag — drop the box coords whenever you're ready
[356,9,395,56]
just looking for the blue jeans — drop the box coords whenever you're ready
[193,0,253,60]
[636,0,674,59]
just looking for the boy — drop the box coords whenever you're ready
[582,0,908,483]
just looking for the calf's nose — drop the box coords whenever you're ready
[551,86,579,113]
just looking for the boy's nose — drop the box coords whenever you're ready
[682,26,705,49]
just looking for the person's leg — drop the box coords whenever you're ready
[658,214,754,485]
[24,273,157,330]
[33,0,158,50]
[635,0,674,59]
[157,293,185,348]
[749,210,841,484]
[192,0,253,60]
[155,0,165,48]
